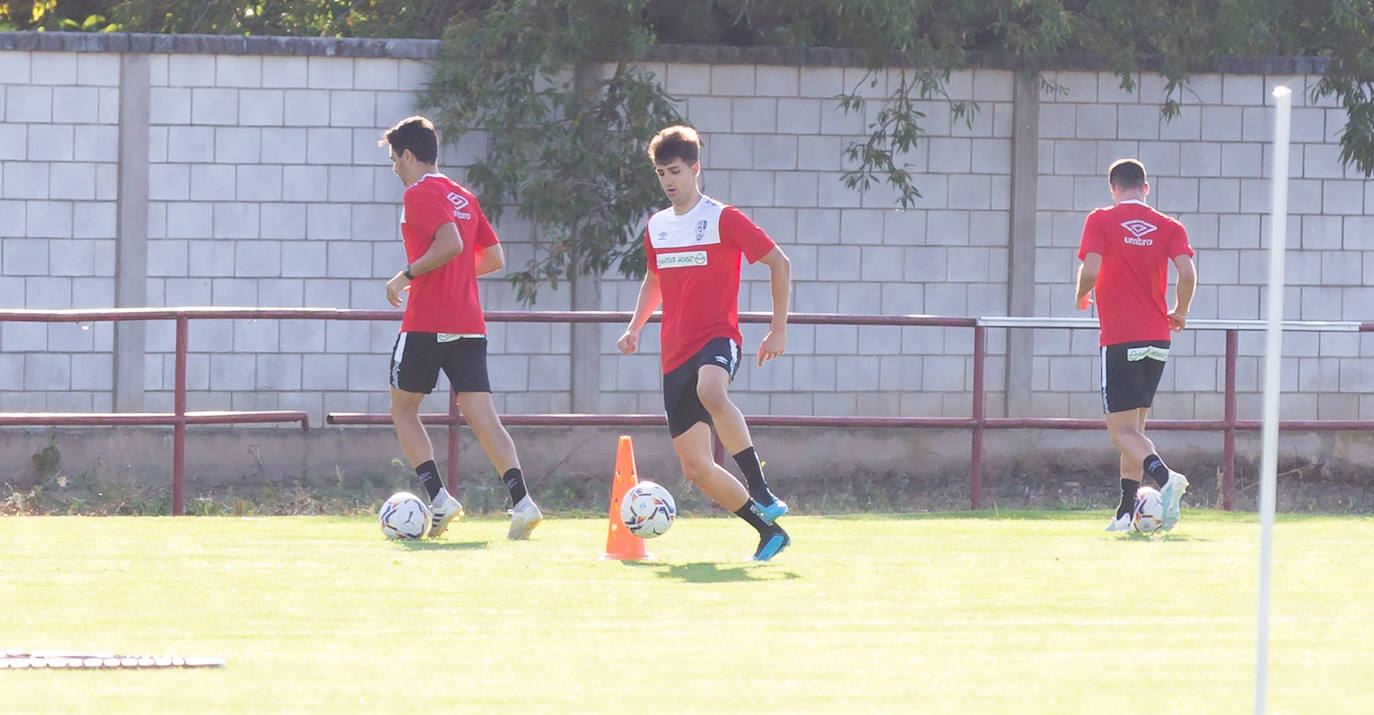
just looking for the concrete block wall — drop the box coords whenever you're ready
[594,63,1013,418]
[1031,70,1374,420]
[0,50,120,412]
[0,35,1370,426]
[139,52,434,416]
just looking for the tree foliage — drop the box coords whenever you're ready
[0,0,473,37]
[7,0,1374,296]
[423,0,1374,298]
[420,0,683,301]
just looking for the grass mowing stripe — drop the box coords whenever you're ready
[1,512,1371,713]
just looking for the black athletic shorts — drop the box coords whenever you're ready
[389,332,491,394]
[1101,340,1170,413]
[662,337,742,438]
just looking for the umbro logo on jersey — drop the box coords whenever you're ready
[1120,219,1157,237]
[446,192,473,220]
[1120,219,1157,246]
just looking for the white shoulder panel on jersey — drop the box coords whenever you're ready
[648,195,726,250]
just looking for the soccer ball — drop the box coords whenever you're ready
[620,481,676,539]
[1133,486,1164,533]
[379,491,431,540]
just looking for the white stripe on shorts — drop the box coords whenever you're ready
[1099,344,1109,413]
[391,332,408,387]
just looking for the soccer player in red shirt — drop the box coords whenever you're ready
[380,116,542,540]
[1075,158,1197,532]
[617,125,793,561]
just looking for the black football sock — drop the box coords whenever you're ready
[733,501,775,536]
[415,460,444,501]
[1142,454,1171,488]
[1117,479,1141,519]
[502,467,528,505]
[732,447,775,505]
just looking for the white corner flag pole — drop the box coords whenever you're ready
[1255,84,1292,715]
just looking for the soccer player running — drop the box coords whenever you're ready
[380,116,542,540]
[1075,158,1197,533]
[618,125,793,561]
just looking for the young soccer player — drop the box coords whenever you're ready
[617,125,793,561]
[380,115,542,540]
[1075,158,1197,532]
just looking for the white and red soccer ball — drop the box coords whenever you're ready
[379,491,431,540]
[620,481,676,538]
[1132,486,1164,533]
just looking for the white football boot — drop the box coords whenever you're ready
[427,490,463,539]
[507,496,543,540]
[1105,512,1134,532]
[1159,471,1190,531]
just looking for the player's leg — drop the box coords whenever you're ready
[1101,342,1160,531]
[1135,347,1188,529]
[390,387,433,467]
[1104,407,1148,531]
[1143,412,1190,532]
[1102,342,1187,531]
[671,422,789,561]
[671,421,749,509]
[389,333,460,534]
[447,338,540,539]
[456,391,519,473]
[455,390,542,539]
[694,343,787,521]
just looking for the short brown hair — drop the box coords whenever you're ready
[1108,158,1146,190]
[648,125,700,166]
[381,116,439,164]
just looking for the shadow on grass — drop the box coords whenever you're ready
[621,560,800,583]
[816,509,1250,524]
[396,539,489,551]
[818,510,1104,521]
[1101,530,1210,543]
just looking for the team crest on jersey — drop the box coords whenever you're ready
[694,219,708,242]
[447,192,472,220]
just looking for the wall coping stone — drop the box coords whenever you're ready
[0,32,1334,75]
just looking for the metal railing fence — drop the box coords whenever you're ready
[2,307,1370,514]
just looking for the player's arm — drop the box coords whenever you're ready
[386,223,464,307]
[756,246,791,366]
[1075,252,1102,310]
[1169,254,1197,331]
[474,243,505,277]
[617,270,662,355]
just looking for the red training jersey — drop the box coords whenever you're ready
[1078,199,1193,346]
[398,173,499,334]
[644,195,777,373]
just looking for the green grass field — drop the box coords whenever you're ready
[2,511,1372,713]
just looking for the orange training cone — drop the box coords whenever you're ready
[601,435,652,561]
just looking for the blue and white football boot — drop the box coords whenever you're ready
[1158,471,1189,531]
[752,528,791,562]
[759,492,789,524]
